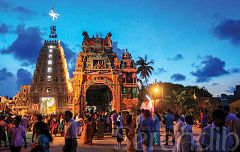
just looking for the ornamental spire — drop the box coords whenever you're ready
[49,5,59,21]
[48,5,59,39]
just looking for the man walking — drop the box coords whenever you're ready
[111,110,118,137]
[199,109,234,151]
[63,111,78,152]
[164,109,174,146]
[9,116,27,152]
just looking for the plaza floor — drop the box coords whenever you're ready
[0,125,201,152]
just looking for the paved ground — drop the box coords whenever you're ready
[0,125,201,152]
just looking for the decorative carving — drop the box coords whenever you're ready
[105,32,112,48]
[49,26,57,38]
[114,57,120,69]
[122,73,126,83]
[126,60,131,68]
[72,32,139,112]
[122,48,132,59]
[132,73,136,83]
[82,31,89,40]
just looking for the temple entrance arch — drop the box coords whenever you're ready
[81,77,118,112]
[86,84,113,111]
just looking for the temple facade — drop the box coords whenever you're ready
[26,32,138,114]
[72,32,138,113]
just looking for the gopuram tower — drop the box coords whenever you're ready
[30,7,72,114]
[72,32,138,113]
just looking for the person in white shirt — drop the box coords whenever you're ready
[173,113,184,152]
[178,115,195,152]
[199,109,234,152]
[63,111,78,152]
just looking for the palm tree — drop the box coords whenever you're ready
[136,55,154,85]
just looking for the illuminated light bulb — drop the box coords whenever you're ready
[154,87,159,93]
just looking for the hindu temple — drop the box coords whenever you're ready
[12,8,139,115]
[72,32,138,113]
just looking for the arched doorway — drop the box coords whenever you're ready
[86,84,113,111]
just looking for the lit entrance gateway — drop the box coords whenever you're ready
[40,97,56,114]
[86,84,113,111]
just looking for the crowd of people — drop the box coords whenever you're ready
[0,102,239,152]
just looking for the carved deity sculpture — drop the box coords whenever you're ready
[114,57,120,69]
[132,73,137,83]
[105,32,112,48]
[78,54,83,62]
[126,60,131,68]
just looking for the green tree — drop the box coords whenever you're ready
[136,55,154,85]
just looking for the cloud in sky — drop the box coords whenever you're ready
[155,68,167,75]
[13,6,35,15]
[16,68,32,88]
[0,0,35,15]
[0,23,12,34]
[167,54,184,61]
[0,26,43,64]
[211,83,219,86]
[0,25,77,76]
[170,73,186,81]
[191,55,229,82]
[0,68,13,81]
[230,68,240,73]
[213,19,240,46]
[225,86,235,94]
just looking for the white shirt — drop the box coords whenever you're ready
[64,118,78,139]
[140,102,154,113]
[174,119,184,141]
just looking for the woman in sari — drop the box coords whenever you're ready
[153,111,161,145]
[58,115,64,137]
[96,118,104,140]
[50,117,58,136]
[126,114,136,152]
[80,116,93,144]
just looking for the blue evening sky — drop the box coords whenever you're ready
[0,0,240,97]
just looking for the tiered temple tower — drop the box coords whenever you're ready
[121,49,138,109]
[30,40,72,114]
